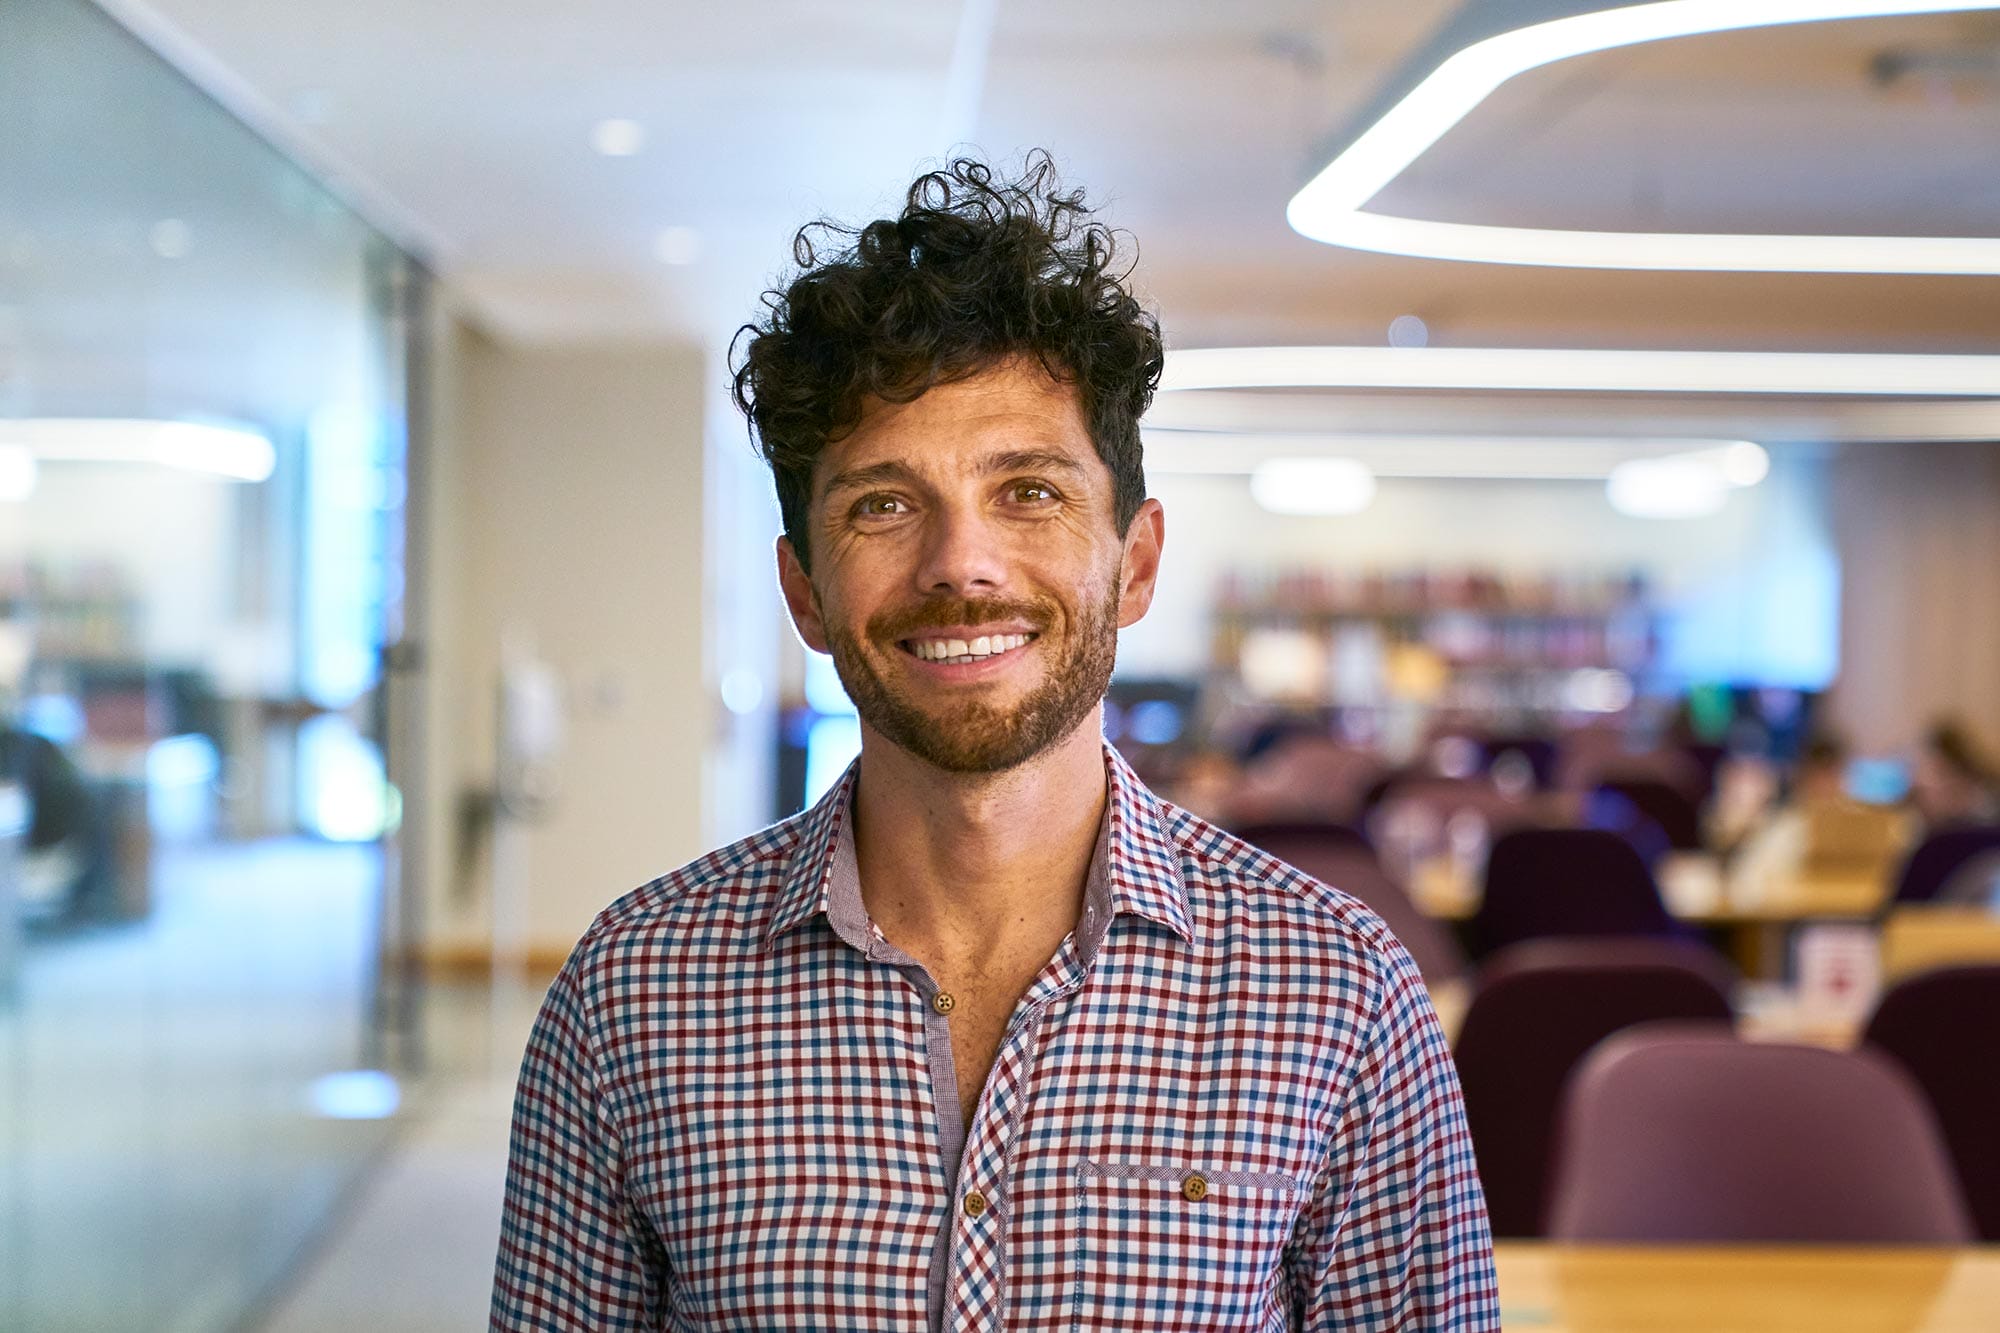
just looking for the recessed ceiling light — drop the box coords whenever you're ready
[654,225,702,266]
[1249,457,1377,515]
[1159,346,2000,397]
[1287,0,2000,273]
[149,218,192,260]
[1387,314,1430,348]
[590,118,646,157]
[0,444,35,502]
[1605,442,1768,517]
[1607,456,1727,518]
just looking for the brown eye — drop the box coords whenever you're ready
[855,494,905,516]
[1011,481,1056,503]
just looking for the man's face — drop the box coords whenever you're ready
[777,359,1164,774]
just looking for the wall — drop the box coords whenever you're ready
[1825,442,2000,759]
[1119,455,1839,691]
[0,464,240,667]
[416,321,708,959]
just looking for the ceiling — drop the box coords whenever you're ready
[92,0,2000,362]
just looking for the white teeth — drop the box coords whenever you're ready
[909,632,1033,662]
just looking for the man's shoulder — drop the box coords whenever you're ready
[564,812,810,966]
[1150,796,1408,972]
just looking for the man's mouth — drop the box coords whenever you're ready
[898,632,1038,665]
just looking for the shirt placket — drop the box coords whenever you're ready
[935,934,1090,1333]
[819,794,1118,1333]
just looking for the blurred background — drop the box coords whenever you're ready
[3,0,1999,1328]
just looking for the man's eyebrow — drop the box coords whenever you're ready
[984,449,1089,479]
[821,459,920,499]
[820,449,1090,500]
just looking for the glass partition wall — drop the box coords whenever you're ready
[0,0,423,1326]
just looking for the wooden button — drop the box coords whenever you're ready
[932,991,956,1015]
[1181,1173,1209,1202]
[963,1190,987,1217]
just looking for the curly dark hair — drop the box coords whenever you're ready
[730,151,1164,575]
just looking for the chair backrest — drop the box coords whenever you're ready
[1863,965,2000,1241]
[1365,775,1537,833]
[1235,823,1467,986]
[1893,825,2000,905]
[1557,729,1702,800]
[1451,940,1734,1237]
[1479,736,1558,791]
[1548,1024,1974,1243]
[1592,778,1703,851]
[1474,827,1676,956]
[1229,737,1384,826]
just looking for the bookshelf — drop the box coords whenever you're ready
[1210,566,1656,722]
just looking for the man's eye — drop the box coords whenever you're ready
[1010,481,1057,503]
[854,494,906,516]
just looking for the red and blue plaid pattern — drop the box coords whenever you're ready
[493,744,1498,1330]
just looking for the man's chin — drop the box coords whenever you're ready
[859,702,1045,775]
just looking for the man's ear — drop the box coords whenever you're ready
[776,535,831,653]
[1116,498,1165,630]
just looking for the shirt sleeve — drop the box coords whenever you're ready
[1286,937,1500,1331]
[491,958,670,1330]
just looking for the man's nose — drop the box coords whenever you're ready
[913,502,1008,597]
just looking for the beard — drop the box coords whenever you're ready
[823,578,1121,774]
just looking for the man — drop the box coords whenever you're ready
[492,154,1498,1331]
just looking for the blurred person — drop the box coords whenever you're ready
[491,154,1496,1331]
[0,626,104,919]
[1727,732,1911,899]
[1912,719,2000,829]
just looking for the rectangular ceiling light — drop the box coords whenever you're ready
[0,419,276,480]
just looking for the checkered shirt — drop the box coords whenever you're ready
[492,743,1498,1331]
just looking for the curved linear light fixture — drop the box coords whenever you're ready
[1287,0,2000,273]
[1158,346,2000,396]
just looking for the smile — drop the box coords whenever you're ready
[898,632,1038,665]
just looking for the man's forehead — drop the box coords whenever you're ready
[853,360,1085,434]
[816,366,1097,490]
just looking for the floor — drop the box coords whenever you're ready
[1,837,396,1333]
[249,979,544,1333]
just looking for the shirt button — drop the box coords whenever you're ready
[963,1190,988,1217]
[932,991,957,1015]
[1181,1173,1209,1203]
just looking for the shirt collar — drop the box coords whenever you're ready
[763,741,1193,949]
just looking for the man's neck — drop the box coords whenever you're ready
[850,714,1109,968]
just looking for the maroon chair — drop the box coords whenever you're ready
[1548,1024,1974,1243]
[1891,825,2000,905]
[1863,965,2000,1240]
[1367,775,1536,833]
[1235,822,1467,986]
[1451,940,1734,1237]
[1593,778,1703,851]
[1472,827,1677,957]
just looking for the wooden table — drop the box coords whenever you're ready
[1408,855,1889,925]
[1409,854,1892,980]
[1495,1243,2000,1331]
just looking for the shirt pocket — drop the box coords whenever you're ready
[1072,1158,1304,1333]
